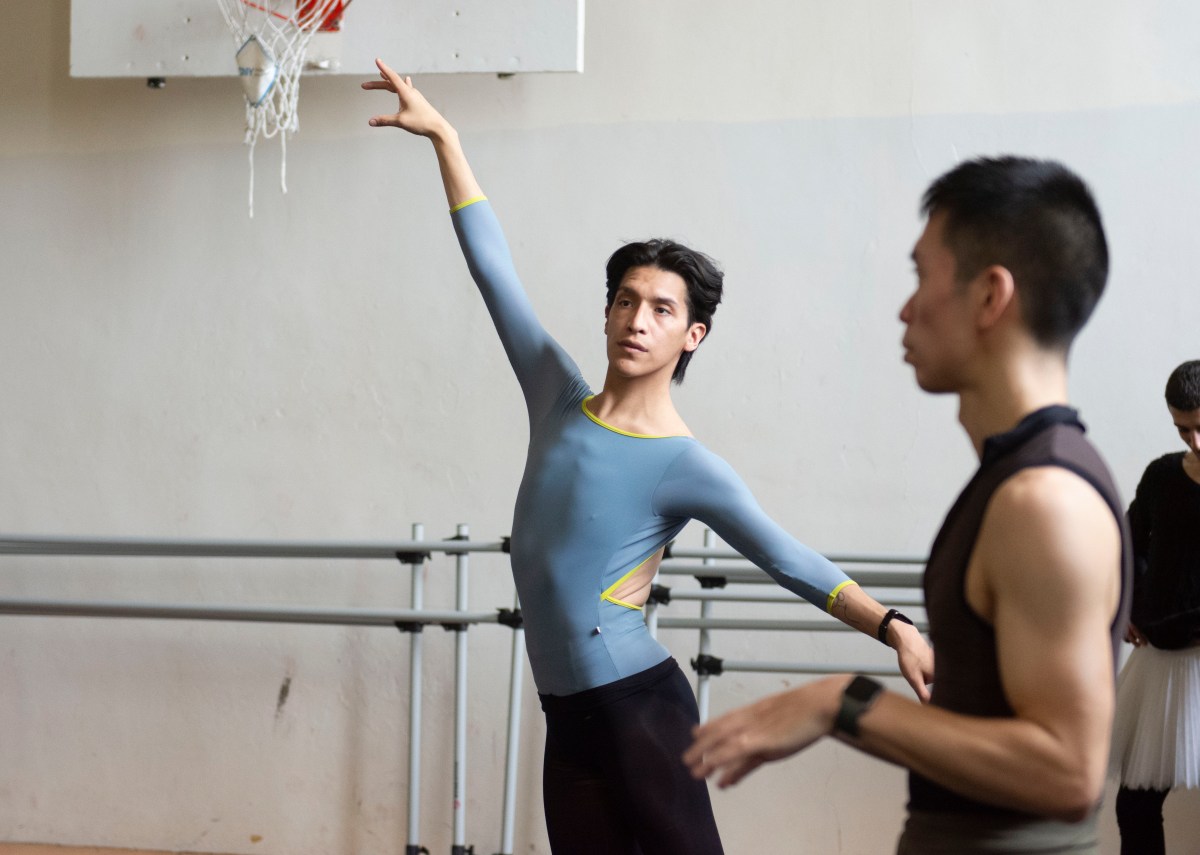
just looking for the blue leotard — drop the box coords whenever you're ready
[452,197,855,696]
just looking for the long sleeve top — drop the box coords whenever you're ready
[452,197,854,696]
[1128,452,1200,649]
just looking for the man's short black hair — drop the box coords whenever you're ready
[605,239,724,384]
[921,156,1108,351]
[1165,360,1200,411]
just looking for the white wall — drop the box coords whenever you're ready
[3,1,1199,852]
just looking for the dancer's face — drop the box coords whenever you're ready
[604,266,706,382]
[1169,405,1200,456]
[900,211,978,394]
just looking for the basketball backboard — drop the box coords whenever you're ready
[70,0,584,77]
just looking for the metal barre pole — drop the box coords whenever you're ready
[659,616,930,633]
[644,581,660,639]
[0,534,507,559]
[0,536,923,569]
[666,589,926,607]
[0,600,500,627]
[695,529,716,722]
[498,593,524,855]
[666,546,927,565]
[406,524,425,855]
[453,524,469,855]
[659,563,924,588]
[718,660,904,677]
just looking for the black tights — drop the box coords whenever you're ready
[539,658,724,855]
[1115,785,1170,855]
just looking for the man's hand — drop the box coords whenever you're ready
[1124,621,1147,647]
[890,620,934,702]
[832,585,933,701]
[683,675,846,788]
[361,57,482,209]
[363,58,451,139]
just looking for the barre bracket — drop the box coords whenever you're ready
[691,653,725,676]
[444,532,470,556]
[396,550,431,565]
[496,607,524,629]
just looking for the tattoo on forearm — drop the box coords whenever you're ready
[830,590,848,621]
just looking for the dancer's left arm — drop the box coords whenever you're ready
[655,446,933,700]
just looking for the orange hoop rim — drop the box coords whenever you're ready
[239,0,352,32]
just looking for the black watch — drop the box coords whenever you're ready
[834,675,884,738]
[877,608,914,644]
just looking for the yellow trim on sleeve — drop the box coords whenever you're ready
[825,579,858,613]
[449,195,488,214]
[600,554,656,610]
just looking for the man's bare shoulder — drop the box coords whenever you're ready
[977,465,1119,610]
[989,465,1110,521]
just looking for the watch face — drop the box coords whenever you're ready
[845,675,884,702]
[836,675,885,737]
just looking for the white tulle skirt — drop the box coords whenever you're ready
[1109,644,1200,790]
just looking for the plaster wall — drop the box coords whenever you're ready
[2,2,1199,852]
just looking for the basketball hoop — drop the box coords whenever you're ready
[216,0,352,216]
[298,0,348,32]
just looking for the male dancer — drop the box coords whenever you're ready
[686,157,1132,854]
[364,58,932,854]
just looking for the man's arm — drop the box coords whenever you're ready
[656,445,933,700]
[686,466,1121,821]
[363,59,580,404]
[831,583,932,701]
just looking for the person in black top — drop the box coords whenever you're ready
[1111,359,1200,855]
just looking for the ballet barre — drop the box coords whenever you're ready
[0,529,927,854]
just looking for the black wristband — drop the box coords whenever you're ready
[834,675,884,738]
[877,608,914,644]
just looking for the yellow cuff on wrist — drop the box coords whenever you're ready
[449,195,488,213]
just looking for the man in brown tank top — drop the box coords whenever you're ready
[685,157,1132,854]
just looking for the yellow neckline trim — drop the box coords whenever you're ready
[580,396,684,439]
[449,195,488,214]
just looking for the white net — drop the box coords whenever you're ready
[216,0,347,216]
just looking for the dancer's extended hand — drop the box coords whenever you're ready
[363,58,450,138]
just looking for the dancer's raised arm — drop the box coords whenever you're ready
[363,59,580,410]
